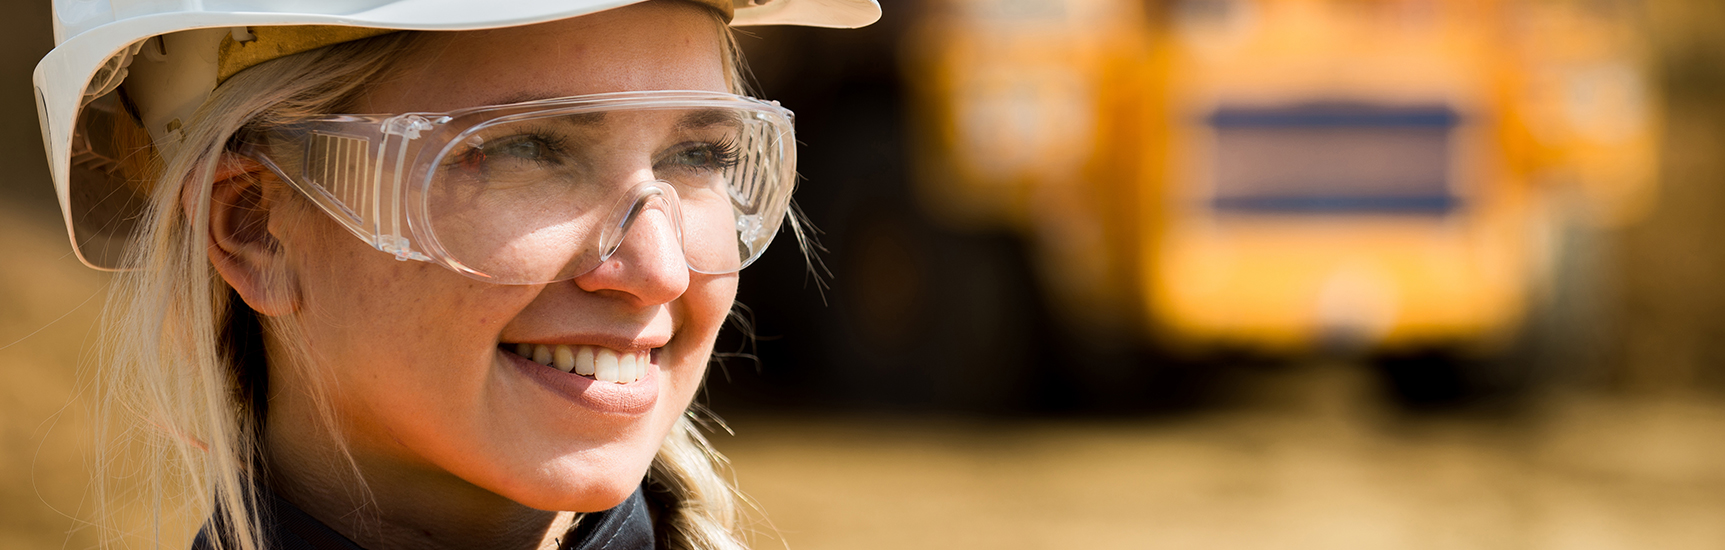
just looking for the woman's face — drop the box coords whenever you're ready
[265,1,734,513]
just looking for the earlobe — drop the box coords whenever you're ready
[197,152,299,316]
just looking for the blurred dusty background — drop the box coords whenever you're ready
[7,1,1725,549]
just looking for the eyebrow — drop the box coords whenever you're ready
[475,92,745,134]
[677,108,744,131]
[535,108,742,131]
[489,91,564,106]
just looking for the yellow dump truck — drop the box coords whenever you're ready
[902,0,1658,400]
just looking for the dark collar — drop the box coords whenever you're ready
[191,485,656,550]
[561,485,657,550]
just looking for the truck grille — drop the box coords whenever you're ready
[1205,103,1461,215]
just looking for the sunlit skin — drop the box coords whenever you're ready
[202,2,735,549]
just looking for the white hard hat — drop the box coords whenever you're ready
[33,0,881,270]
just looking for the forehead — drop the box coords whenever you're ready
[358,1,730,114]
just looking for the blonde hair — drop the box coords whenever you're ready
[93,12,752,550]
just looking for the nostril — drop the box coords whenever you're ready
[574,206,692,303]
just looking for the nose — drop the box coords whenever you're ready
[571,192,690,307]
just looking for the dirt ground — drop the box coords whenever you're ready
[0,205,110,549]
[716,366,1725,550]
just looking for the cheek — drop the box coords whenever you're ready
[277,212,531,403]
[683,274,738,330]
[665,273,738,388]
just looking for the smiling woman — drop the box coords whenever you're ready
[30,1,878,549]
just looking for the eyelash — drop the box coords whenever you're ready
[447,134,742,172]
[697,137,742,169]
[660,137,741,174]
[449,132,569,169]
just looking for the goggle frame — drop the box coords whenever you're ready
[241,90,798,284]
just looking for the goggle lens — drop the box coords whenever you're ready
[256,92,794,284]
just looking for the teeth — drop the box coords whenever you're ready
[595,348,620,383]
[575,346,596,376]
[552,345,576,373]
[507,343,648,384]
[624,351,645,386]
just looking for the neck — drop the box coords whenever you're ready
[262,406,575,550]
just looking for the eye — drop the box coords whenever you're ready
[662,138,741,172]
[472,134,565,164]
[447,133,571,176]
[491,137,552,161]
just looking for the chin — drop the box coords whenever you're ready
[515,478,646,513]
[490,445,662,513]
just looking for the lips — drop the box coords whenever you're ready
[499,342,660,415]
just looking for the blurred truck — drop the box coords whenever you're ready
[899,0,1659,402]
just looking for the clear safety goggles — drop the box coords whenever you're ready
[240,90,797,284]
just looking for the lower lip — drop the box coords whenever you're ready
[502,350,660,415]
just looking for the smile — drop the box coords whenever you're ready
[500,343,653,384]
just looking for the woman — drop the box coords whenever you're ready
[33,1,878,548]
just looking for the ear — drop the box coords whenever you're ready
[193,152,299,317]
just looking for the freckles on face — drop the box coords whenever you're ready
[267,1,739,512]
[282,217,533,423]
